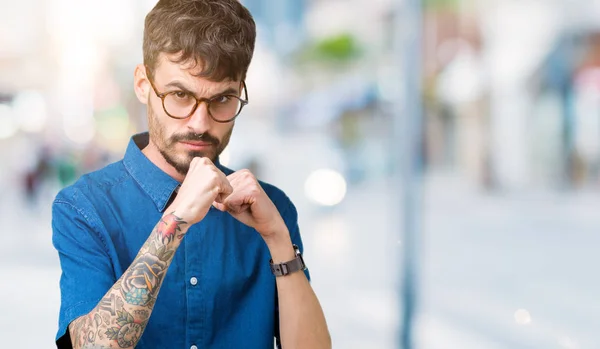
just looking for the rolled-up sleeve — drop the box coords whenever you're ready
[52,198,115,347]
[280,198,310,281]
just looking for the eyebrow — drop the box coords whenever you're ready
[164,81,239,99]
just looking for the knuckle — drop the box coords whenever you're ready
[211,170,222,181]
[240,169,254,179]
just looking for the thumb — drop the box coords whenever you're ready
[212,201,227,212]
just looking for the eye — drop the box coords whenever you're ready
[215,95,231,104]
[173,91,188,99]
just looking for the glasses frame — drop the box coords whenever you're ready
[147,74,248,123]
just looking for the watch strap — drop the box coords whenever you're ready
[270,244,306,277]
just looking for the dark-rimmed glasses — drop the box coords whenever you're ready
[147,75,248,123]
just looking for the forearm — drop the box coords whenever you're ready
[69,212,189,349]
[266,233,331,349]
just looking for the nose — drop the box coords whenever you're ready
[186,101,213,134]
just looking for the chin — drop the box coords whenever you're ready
[183,151,218,164]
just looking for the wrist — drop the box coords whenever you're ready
[263,227,295,263]
[164,204,196,226]
[269,244,306,277]
[156,211,191,246]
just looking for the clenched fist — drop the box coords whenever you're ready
[167,157,232,225]
[212,169,286,239]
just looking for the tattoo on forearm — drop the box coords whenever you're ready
[156,212,187,245]
[70,213,188,349]
[133,309,150,321]
[99,293,124,316]
[121,252,167,306]
[104,309,144,347]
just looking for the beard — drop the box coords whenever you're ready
[147,103,233,175]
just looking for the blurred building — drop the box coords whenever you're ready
[242,0,307,56]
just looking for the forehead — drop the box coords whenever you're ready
[153,53,239,92]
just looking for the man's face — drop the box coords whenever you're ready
[145,54,241,175]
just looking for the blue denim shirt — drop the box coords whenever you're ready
[52,133,308,349]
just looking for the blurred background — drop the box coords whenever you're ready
[1,0,600,348]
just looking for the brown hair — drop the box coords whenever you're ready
[143,0,256,82]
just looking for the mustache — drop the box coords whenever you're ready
[171,132,219,145]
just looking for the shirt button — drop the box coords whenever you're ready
[190,277,198,286]
[191,346,198,349]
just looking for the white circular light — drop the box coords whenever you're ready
[64,121,95,144]
[304,169,347,206]
[0,104,18,139]
[514,309,532,325]
[13,91,47,133]
[62,101,96,145]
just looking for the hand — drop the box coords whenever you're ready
[212,169,286,239]
[167,157,232,225]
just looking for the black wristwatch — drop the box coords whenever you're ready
[270,244,306,277]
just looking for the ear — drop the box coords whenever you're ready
[134,64,150,105]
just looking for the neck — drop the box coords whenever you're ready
[142,141,186,183]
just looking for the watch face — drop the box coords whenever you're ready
[298,253,306,270]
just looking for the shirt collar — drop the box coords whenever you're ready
[123,132,229,212]
[123,132,181,212]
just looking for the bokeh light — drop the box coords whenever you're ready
[304,168,347,206]
[12,91,48,133]
[514,309,532,325]
[0,104,18,139]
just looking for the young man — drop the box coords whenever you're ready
[52,1,331,348]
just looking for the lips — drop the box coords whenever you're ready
[179,141,215,151]
[181,141,212,146]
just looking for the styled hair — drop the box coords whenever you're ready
[143,0,256,81]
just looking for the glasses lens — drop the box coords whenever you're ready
[164,92,197,118]
[209,96,243,121]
